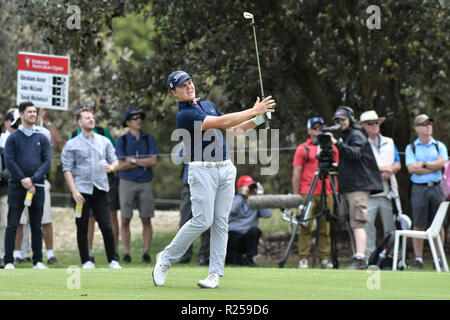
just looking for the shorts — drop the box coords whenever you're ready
[410,183,444,228]
[343,191,370,229]
[20,180,52,225]
[119,179,155,219]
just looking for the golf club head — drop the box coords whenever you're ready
[243,11,254,19]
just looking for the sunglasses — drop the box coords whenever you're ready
[129,115,142,121]
[311,126,322,130]
[419,121,433,127]
[365,121,379,126]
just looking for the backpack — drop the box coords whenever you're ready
[119,133,150,156]
[71,126,105,139]
[368,231,402,270]
[441,161,450,200]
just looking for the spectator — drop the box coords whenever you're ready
[226,175,272,267]
[3,102,51,269]
[178,163,210,265]
[0,108,16,268]
[61,107,121,269]
[328,106,383,270]
[292,117,339,269]
[405,114,448,269]
[14,108,61,265]
[152,70,275,289]
[69,105,120,262]
[114,109,158,263]
[358,111,401,262]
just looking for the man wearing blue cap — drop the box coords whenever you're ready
[114,109,158,264]
[152,70,275,288]
[292,117,339,269]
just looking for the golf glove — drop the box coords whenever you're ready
[252,114,266,126]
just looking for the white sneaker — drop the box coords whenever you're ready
[82,261,95,269]
[197,273,220,289]
[298,258,308,269]
[152,251,170,286]
[33,262,49,269]
[4,263,15,269]
[109,260,122,269]
[320,259,333,269]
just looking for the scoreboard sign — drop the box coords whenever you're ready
[17,52,70,110]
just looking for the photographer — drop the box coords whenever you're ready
[292,117,339,269]
[226,175,272,267]
[327,107,383,270]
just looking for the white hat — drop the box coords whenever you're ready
[11,109,20,127]
[358,110,386,125]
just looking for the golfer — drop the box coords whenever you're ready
[152,71,275,288]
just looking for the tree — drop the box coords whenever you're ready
[3,0,449,205]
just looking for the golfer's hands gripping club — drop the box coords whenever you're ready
[252,96,276,126]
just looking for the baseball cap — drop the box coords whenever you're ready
[307,117,324,129]
[414,114,434,126]
[332,107,351,121]
[123,108,146,127]
[167,70,191,90]
[236,175,255,188]
[11,109,21,128]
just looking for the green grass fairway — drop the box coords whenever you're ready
[1,266,449,300]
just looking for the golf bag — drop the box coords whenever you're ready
[368,231,401,269]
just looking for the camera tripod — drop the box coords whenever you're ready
[278,164,356,268]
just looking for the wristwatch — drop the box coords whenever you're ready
[131,158,137,165]
[422,161,427,168]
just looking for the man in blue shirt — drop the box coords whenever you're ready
[3,102,51,269]
[152,70,275,289]
[405,114,448,269]
[115,109,158,264]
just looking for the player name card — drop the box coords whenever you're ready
[17,52,70,110]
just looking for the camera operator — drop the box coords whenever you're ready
[326,107,383,270]
[292,117,339,269]
[226,175,272,267]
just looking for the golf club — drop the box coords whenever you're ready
[243,11,271,129]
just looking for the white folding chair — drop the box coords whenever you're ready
[392,201,449,272]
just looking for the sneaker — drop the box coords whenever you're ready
[197,273,220,289]
[197,257,209,266]
[4,263,15,269]
[14,257,23,264]
[298,258,308,269]
[123,254,132,263]
[33,262,49,269]
[320,259,333,269]
[152,251,170,286]
[109,260,122,269]
[245,256,258,267]
[345,258,366,270]
[412,259,424,270]
[142,253,151,263]
[47,256,61,265]
[82,261,95,269]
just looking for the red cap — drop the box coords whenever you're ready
[236,175,255,188]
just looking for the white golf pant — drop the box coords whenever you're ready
[162,161,236,276]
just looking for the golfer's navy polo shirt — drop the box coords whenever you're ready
[115,131,159,182]
[176,99,228,162]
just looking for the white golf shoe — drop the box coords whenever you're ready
[197,273,220,289]
[109,260,122,269]
[152,252,170,286]
[82,261,95,269]
[4,263,15,269]
[33,262,49,269]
